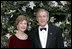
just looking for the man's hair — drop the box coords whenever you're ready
[36,9,49,17]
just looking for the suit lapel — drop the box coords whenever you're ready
[35,27,42,48]
[46,25,53,48]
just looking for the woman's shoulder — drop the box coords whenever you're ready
[9,34,16,40]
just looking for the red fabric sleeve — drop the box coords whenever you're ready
[8,36,14,48]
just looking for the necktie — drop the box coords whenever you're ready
[40,28,46,31]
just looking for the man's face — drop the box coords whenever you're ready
[36,11,49,27]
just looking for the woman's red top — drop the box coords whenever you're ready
[8,34,31,48]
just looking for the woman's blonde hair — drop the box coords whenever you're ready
[15,15,29,26]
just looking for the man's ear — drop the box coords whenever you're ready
[47,16,49,22]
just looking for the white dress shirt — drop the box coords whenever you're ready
[39,24,48,48]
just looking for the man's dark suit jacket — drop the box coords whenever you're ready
[29,24,64,48]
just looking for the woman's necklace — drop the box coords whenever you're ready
[15,33,28,40]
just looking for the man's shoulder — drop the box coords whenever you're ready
[31,25,39,31]
[31,26,38,32]
[29,25,39,35]
[49,24,63,35]
[49,24,62,31]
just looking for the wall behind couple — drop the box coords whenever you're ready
[1,1,71,48]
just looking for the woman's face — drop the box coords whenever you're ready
[17,20,27,32]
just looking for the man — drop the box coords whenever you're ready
[30,9,64,48]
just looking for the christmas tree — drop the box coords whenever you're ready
[1,1,71,48]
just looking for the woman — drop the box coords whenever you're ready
[8,15,31,48]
